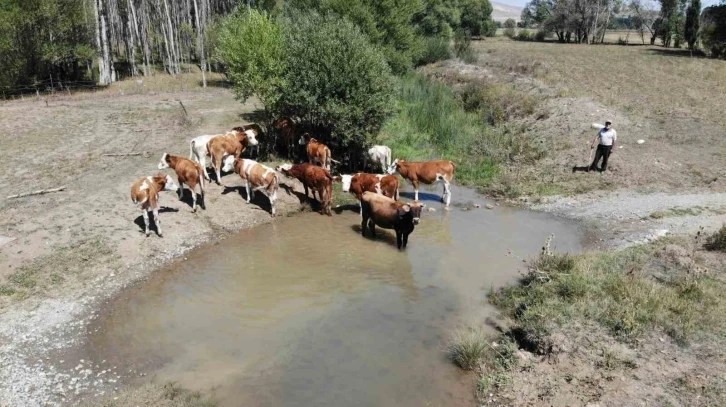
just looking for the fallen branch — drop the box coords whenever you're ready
[8,186,66,199]
[102,152,143,157]
[178,100,188,117]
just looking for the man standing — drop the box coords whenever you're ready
[589,120,617,172]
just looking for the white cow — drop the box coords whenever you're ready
[364,145,392,172]
[188,129,257,181]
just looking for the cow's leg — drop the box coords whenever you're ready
[177,177,185,201]
[412,180,419,202]
[403,232,409,248]
[214,157,223,186]
[142,209,150,237]
[153,207,162,237]
[199,155,210,181]
[361,210,368,237]
[245,180,253,203]
[444,179,451,206]
[190,182,198,212]
[199,182,205,210]
[303,184,309,200]
[269,189,277,216]
[396,230,403,249]
[368,219,376,237]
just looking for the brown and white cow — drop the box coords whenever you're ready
[130,173,179,237]
[388,159,456,206]
[275,162,333,216]
[299,133,337,170]
[222,157,279,216]
[274,116,299,159]
[337,173,399,205]
[157,153,205,212]
[207,129,259,185]
[232,124,263,158]
[360,192,425,250]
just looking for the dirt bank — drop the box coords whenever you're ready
[0,77,309,406]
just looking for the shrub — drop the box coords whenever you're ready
[448,326,489,370]
[534,30,549,41]
[516,29,532,41]
[705,224,726,251]
[279,11,395,151]
[503,27,516,38]
[503,18,516,29]
[417,36,452,65]
[454,29,477,63]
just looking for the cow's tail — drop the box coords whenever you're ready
[189,140,196,160]
[197,164,205,192]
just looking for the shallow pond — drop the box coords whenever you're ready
[79,185,583,406]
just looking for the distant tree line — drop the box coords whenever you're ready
[518,0,726,56]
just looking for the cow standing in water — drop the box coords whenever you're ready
[360,192,425,249]
[276,163,333,216]
[337,173,399,205]
[388,159,456,206]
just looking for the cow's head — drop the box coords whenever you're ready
[409,201,425,225]
[298,133,312,146]
[159,173,179,192]
[222,155,237,173]
[388,158,403,175]
[338,174,354,192]
[157,153,171,170]
[275,163,293,175]
[246,130,259,146]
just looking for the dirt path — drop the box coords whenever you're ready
[0,81,311,406]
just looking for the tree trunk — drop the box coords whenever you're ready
[162,0,180,74]
[192,0,206,87]
[95,0,113,85]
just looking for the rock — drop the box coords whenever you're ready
[473,204,481,208]
[637,139,645,144]
[427,207,436,212]
[486,204,494,209]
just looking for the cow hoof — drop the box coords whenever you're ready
[145,233,150,237]
[192,207,197,213]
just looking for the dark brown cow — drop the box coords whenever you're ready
[337,173,399,203]
[273,116,299,159]
[158,153,206,212]
[130,174,179,237]
[360,192,425,249]
[388,159,456,206]
[299,133,336,170]
[275,162,333,216]
[207,129,259,185]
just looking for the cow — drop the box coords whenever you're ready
[207,129,259,185]
[360,191,425,250]
[273,116,300,159]
[233,124,263,158]
[299,133,338,170]
[275,162,333,216]
[222,157,279,216]
[188,128,260,179]
[337,173,399,205]
[157,153,206,212]
[130,173,179,237]
[363,145,392,172]
[388,159,456,206]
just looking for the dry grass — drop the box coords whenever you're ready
[83,382,216,407]
[474,37,726,128]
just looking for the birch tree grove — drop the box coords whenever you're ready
[0,0,238,91]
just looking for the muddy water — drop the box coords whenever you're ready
[81,186,583,406]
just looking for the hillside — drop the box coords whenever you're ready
[491,1,523,21]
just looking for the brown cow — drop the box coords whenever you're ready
[222,157,279,216]
[275,163,333,216]
[299,133,337,170]
[158,153,206,212]
[337,173,399,203]
[207,129,259,185]
[360,192,425,249]
[130,173,179,237]
[388,159,456,206]
[232,124,263,158]
[273,116,299,159]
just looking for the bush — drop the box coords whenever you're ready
[417,36,452,65]
[279,11,395,150]
[460,0,497,37]
[454,29,477,63]
[503,27,516,38]
[504,18,516,29]
[534,30,549,41]
[705,224,726,251]
[516,29,532,41]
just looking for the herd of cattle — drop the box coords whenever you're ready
[130,121,456,249]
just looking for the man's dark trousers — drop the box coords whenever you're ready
[589,144,612,172]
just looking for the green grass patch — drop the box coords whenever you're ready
[649,206,704,219]
[84,381,216,407]
[490,237,726,347]
[0,285,16,296]
[705,224,726,252]
[379,74,544,191]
